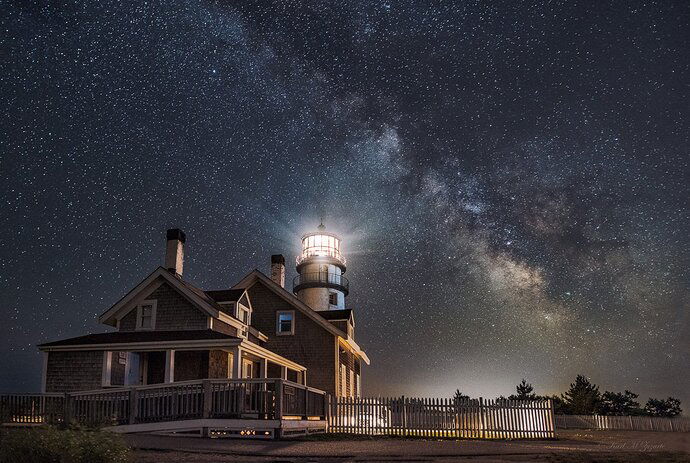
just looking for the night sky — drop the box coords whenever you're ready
[1,1,688,405]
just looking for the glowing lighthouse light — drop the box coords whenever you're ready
[293,221,349,311]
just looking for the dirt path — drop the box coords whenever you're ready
[126,430,690,462]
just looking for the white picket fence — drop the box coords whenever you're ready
[555,414,690,432]
[328,397,555,438]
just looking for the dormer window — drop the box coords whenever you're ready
[237,304,250,325]
[136,301,156,330]
[276,310,294,335]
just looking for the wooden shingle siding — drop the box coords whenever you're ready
[119,310,137,330]
[118,282,207,331]
[339,348,356,397]
[212,319,237,336]
[208,350,229,378]
[45,351,103,392]
[330,320,348,333]
[247,282,337,395]
[174,351,209,381]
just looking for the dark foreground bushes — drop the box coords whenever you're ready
[0,426,130,463]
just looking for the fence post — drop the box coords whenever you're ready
[479,397,486,439]
[63,393,73,426]
[303,387,309,419]
[274,379,283,439]
[274,379,283,419]
[548,399,556,437]
[401,396,407,437]
[202,380,212,419]
[129,388,138,425]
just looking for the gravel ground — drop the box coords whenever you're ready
[126,430,690,462]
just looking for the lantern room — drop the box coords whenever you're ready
[293,221,348,311]
[296,228,346,269]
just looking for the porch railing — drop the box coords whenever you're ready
[0,379,326,427]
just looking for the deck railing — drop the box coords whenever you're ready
[0,379,326,427]
[293,272,349,295]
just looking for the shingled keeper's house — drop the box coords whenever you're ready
[39,225,369,399]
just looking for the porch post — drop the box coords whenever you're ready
[41,352,48,393]
[231,346,242,379]
[259,358,268,378]
[280,365,287,380]
[164,350,175,383]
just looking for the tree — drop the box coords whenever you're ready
[453,389,470,404]
[549,395,571,415]
[645,397,682,417]
[562,375,600,415]
[509,379,537,401]
[598,390,641,416]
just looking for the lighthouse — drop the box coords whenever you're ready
[293,221,348,311]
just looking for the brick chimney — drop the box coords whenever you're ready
[165,229,186,276]
[271,254,285,288]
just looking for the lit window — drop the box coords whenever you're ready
[276,311,294,335]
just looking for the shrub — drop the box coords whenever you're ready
[0,426,130,463]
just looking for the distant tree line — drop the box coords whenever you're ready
[455,375,682,417]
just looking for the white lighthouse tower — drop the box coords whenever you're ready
[293,221,348,311]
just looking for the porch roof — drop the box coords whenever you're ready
[38,330,238,347]
[38,330,308,372]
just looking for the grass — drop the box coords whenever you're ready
[0,426,131,463]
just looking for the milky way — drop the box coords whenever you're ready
[1,1,688,404]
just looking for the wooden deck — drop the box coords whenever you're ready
[0,379,327,438]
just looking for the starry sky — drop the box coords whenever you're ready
[1,1,688,405]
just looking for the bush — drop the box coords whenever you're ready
[0,426,130,463]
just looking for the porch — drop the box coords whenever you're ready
[39,330,307,392]
[1,379,327,439]
[103,345,306,388]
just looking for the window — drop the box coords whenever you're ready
[136,301,156,330]
[328,292,338,306]
[350,370,355,398]
[276,311,294,335]
[356,373,361,397]
[237,305,250,324]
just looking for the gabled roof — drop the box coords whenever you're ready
[205,289,245,302]
[232,270,370,364]
[39,330,238,347]
[98,267,243,330]
[319,309,353,321]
